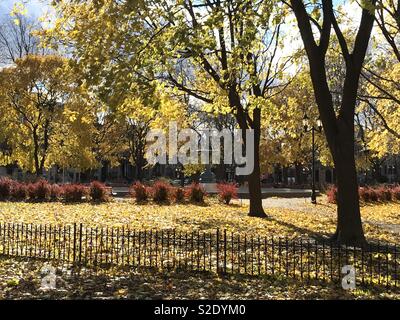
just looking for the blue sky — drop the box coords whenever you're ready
[0,0,352,21]
[0,0,346,16]
[0,0,49,19]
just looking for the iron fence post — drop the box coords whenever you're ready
[79,223,83,265]
[224,229,227,274]
[73,223,77,263]
[216,229,220,273]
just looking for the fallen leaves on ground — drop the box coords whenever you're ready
[0,257,399,300]
[0,197,399,243]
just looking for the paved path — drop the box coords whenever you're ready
[112,186,318,199]
[243,197,318,210]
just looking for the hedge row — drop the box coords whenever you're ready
[130,181,238,205]
[0,177,239,205]
[327,185,400,204]
[0,178,109,203]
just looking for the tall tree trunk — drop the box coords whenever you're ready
[248,136,266,217]
[230,92,266,218]
[136,150,145,182]
[101,161,108,182]
[36,167,43,178]
[137,165,143,181]
[38,119,50,178]
[331,123,365,245]
[247,113,266,217]
[283,166,289,185]
[295,162,302,185]
[290,0,376,245]
[308,57,367,244]
[32,128,42,178]
[215,164,226,181]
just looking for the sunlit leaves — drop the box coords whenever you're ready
[0,197,398,243]
[360,63,400,158]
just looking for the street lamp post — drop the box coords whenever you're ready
[303,113,323,204]
[362,145,370,185]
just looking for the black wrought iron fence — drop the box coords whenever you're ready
[0,222,398,289]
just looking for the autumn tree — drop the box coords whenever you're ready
[43,1,191,183]
[0,55,80,176]
[45,0,296,217]
[353,1,400,153]
[0,5,43,64]
[116,86,159,181]
[262,68,330,183]
[374,0,400,62]
[352,0,400,180]
[154,0,293,217]
[287,0,377,245]
[48,90,113,176]
[358,62,400,161]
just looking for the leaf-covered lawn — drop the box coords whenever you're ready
[0,197,399,243]
[1,200,399,300]
[1,257,399,300]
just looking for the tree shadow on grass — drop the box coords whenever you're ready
[17,262,397,299]
[313,202,336,210]
[267,217,332,242]
[186,213,331,244]
[225,203,244,208]
[267,215,399,250]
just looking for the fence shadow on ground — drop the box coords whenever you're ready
[3,255,398,299]
[0,222,399,292]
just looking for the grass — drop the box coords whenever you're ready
[0,196,399,243]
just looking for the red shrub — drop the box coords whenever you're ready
[130,182,149,203]
[50,184,63,201]
[30,180,51,201]
[375,186,392,202]
[63,184,88,203]
[326,185,337,204]
[0,177,13,201]
[217,182,238,205]
[186,183,206,203]
[27,183,36,200]
[365,187,378,202]
[151,180,171,203]
[391,186,400,201]
[89,181,109,202]
[173,187,185,203]
[11,182,29,201]
[359,187,371,203]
